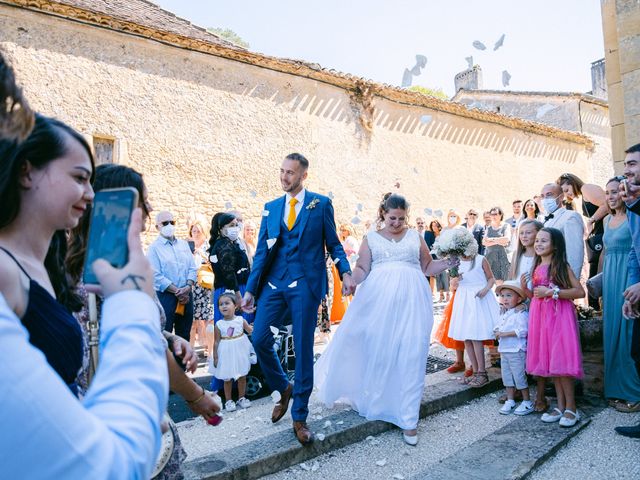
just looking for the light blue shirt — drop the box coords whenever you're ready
[0,291,168,479]
[626,198,640,285]
[147,235,198,292]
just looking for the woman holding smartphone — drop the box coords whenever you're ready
[0,59,94,396]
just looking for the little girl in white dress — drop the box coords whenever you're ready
[210,292,254,411]
[448,253,500,388]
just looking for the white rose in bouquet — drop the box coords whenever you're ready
[432,228,478,277]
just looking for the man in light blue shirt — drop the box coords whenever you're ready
[147,210,198,341]
[0,211,169,479]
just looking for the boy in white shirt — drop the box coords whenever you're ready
[494,280,533,415]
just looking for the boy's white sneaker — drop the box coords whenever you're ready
[237,397,252,409]
[225,400,237,412]
[514,401,534,416]
[499,400,516,415]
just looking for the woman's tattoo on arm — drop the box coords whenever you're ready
[121,274,145,290]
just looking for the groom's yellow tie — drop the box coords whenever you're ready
[287,198,298,230]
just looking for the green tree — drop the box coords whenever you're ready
[408,85,448,100]
[207,27,249,49]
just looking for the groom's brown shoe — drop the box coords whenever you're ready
[271,383,293,423]
[293,421,314,445]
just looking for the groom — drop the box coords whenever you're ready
[242,153,356,445]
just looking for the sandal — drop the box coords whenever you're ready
[459,373,475,385]
[534,397,550,413]
[615,401,640,413]
[469,372,489,388]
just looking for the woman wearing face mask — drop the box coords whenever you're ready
[444,210,462,230]
[208,212,253,324]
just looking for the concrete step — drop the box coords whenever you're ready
[262,395,604,480]
[179,368,503,480]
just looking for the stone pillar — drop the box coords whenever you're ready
[591,58,607,99]
[454,65,483,92]
[601,0,640,172]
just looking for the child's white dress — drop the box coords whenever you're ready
[209,316,252,380]
[449,255,500,341]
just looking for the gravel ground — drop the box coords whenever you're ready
[529,407,640,480]
[263,393,517,480]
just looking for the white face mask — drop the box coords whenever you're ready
[542,197,560,215]
[160,224,175,238]
[449,216,457,224]
[224,226,241,241]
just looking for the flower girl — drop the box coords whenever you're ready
[445,230,500,388]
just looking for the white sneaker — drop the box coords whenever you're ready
[225,400,237,412]
[499,400,516,415]
[559,409,580,427]
[237,397,252,409]
[514,401,534,416]
[541,407,563,423]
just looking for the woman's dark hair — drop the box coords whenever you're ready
[531,227,572,289]
[557,173,585,197]
[67,164,146,284]
[523,198,540,219]
[208,212,236,253]
[429,220,442,233]
[489,206,504,221]
[377,193,410,224]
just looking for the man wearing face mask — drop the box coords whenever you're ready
[147,210,198,341]
[540,183,585,279]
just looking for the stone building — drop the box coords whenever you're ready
[451,89,613,185]
[601,0,640,170]
[0,0,598,240]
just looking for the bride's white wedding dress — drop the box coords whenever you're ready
[314,228,434,430]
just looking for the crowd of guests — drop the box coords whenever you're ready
[3,44,640,479]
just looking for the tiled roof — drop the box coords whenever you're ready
[3,0,594,148]
[57,0,242,49]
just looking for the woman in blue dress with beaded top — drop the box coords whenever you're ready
[601,177,640,411]
[0,74,94,396]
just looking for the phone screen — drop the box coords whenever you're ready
[83,188,139,285]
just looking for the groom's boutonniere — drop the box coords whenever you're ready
[306,198,320,210]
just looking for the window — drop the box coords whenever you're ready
[93,136,115,164]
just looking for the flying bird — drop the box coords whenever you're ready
[502,70,511,87]
[472,40,486,51]
[493,34,505,51]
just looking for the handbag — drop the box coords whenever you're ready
[197,263,214,289]
[586,272,603,299]
[585,233,603,263]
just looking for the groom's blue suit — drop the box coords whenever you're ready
[247,189,351,421]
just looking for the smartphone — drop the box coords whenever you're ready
[621,178,629,196]
[83,187,139,285]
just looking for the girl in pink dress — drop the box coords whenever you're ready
[523,227,585,427]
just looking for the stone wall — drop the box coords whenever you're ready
[453,91,613,186]
[601,0,640,170]
[1,6,595,242]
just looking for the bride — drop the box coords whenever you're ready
[314,193,455,445]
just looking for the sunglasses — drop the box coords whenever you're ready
[468,213,478,216]
[160,220,176,226]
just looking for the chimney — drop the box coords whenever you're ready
[455,65,483,92]
[590,58,607,100]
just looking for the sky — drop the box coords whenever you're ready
[154,0,605,97]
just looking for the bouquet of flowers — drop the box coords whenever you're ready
[432,228,478,277]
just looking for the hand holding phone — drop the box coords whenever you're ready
[83,188,139,285]
[89,208,155,299]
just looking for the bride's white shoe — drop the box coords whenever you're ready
[402,432,418,446]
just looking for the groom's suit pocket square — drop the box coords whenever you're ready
[267,238,277,249]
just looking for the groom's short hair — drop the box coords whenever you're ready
[285,152,309,170]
